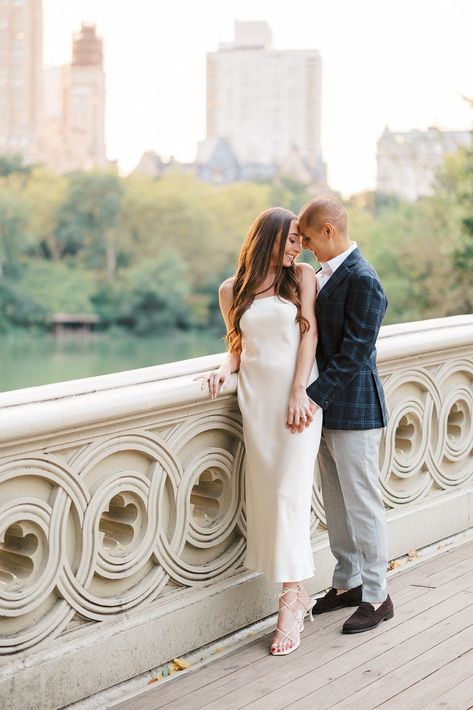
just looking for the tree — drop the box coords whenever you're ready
[126,251,200,333]
[6,261,95,326]
[0,154,32,177]
[425,142,473,315]
[450,147,473,311]
[22,168,68,261]
[0,191,30,278]
[268,175,311,215]
[55,171,124,277]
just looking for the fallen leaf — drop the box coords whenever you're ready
[388,560,401,570]
[173,657,190,670]
[147,658,189,684]
[212,647,225,655]
[407,549,418,559]
[147,674,164,685]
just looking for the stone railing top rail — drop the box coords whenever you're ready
[0,314,471,444]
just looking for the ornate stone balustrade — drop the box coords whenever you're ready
[0,314,472,709]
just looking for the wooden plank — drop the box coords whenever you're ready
[325,624,473,710]
[190,566,473,710]
[110,637,269,710]
[114,559,472,710]
[413,557,473,588]
[142,571,473,710]
[111,607,352,710]
[378,648,473,708]
[223,594,473,710]
[385,543,473,589]
[427,673,473,709]
[112,541,473,710]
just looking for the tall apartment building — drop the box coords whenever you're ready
[0,0,43,159]
[0,5,107,171]
[377,127,471,202]
[38,23,107,172]
[205,21,322,174]
[67,23,106,169]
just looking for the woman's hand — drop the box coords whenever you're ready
[286,386,317,433]
[195,364,232,399]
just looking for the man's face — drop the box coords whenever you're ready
[300,223,331,263]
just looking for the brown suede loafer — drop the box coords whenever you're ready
[342,594,394,634]
[312,585,362,615]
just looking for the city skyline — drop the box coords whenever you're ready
[43,0,473,195]
[1,1,107,172]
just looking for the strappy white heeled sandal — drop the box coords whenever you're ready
[270,583,313,656]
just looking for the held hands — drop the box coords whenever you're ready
[195,364,232,399]
[286,387,318,434]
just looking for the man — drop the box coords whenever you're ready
[298,197,393,634]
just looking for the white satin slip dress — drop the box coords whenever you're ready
[237,295,322,582]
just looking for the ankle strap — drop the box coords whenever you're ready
[279,585,304,600]
[280,583,303,593]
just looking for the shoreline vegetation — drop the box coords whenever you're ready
[0,142,472,389]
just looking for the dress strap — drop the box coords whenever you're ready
[254,280,276,297]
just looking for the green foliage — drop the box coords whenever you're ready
[6,261,95,326]
[0,154,31,177]
[0,189,31,277]
[268,176,311,214]
[93,251,205,334]
[121,253,192,334]
[447,147,473,310]
[56,171,124,275]
[0,142,471,336]
[22,167,68,260]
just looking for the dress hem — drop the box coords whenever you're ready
[244,559,315,584]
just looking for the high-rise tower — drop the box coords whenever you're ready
[0,0,43,159]
[206,21,322,170]
[67,23,106,169]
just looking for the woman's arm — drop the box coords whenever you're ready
[205,278,241,399]
[286,263,318,432]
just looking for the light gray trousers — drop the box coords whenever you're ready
[318,427,388,603]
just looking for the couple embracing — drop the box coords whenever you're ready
[204,197,393,656]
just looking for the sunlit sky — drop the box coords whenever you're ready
[43,0,473,196]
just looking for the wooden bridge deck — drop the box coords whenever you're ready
[112,540,473,710]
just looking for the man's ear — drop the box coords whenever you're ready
[324,223,334,238]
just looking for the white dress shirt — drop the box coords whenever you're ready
[316,242,358,293]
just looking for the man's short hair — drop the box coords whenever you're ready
[299,197,347,232]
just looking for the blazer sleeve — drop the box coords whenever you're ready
[307,272,387,409]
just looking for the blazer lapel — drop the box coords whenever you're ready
[317,248,363,302]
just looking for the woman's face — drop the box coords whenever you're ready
[272,218,302,268]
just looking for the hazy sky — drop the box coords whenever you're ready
[43,0,473,196]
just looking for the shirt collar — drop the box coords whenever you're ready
[321,241,357,275]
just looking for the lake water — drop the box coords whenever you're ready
[0,330,224,394]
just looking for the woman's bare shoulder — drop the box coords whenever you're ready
[295,262,316,283]
[219,277,235,302]
[219,276,235,292]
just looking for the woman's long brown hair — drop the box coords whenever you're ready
[226,207,310,354]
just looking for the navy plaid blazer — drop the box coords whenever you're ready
[306,247,388,430]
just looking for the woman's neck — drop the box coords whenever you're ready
[261,268,277,284]
[254,271,278,296]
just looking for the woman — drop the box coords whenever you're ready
[205,207,322,655]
